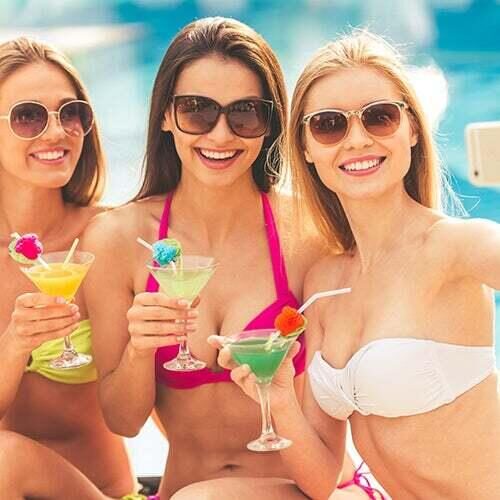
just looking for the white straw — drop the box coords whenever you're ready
[136,237,153,251]
[297,288,351,314]
[63,238,79,266]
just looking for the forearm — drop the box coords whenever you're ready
[274,395,344,500]
[99,341,156,437]
[0,333,30,418]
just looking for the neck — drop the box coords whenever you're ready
[173,171,262,248]
[340,184,422,271]
[0,173,67,244]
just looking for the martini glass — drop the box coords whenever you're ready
[21,250,95,369]
[147,255,217,371]
[228,327,304,452]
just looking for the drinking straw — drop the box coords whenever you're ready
[63,238,79,266]
[11,232,49,269]
[264,287,352,350]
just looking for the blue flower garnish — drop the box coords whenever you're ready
[153,242,179,267]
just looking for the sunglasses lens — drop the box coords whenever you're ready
[175,96,218,134]
[227,99,272,138]
[60,101,94,137]
[362,102,401,137]
[10,102,48,139]
[308,111,348,145]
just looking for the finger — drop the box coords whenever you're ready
[129,320,196,336]
[191,296,201,308]
[128,305,196,322]
[32,323,81,346]
[230,364,253,385]
[285,341,300,361]
[216,346,238,370]
[16,303,79,322]
[131,334,187,351]
[25,313,81,336]
[207,335,227,349]
[16,293,66,308]
[134,292,190,309]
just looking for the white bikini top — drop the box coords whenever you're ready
[308,337,496,420]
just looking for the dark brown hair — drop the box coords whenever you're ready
[135,17,287,200]
[0,37,105,205]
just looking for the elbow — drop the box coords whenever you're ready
[102,411,144,437]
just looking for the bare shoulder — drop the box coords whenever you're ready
[81,196,164,256]
[304,252,348,297]
[272,191,326,268]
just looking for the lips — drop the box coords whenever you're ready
[339,156,386,176]
[195,148,243,170]
[30,148,69,164]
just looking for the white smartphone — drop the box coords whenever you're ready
[465,121,500,186]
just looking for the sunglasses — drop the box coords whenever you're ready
[172,95,273,139]
[302,100,408,145]
[0,100,94,140]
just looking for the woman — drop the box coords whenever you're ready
[217,30,500,499]
[0,37,137,498]
[83,17,367,500]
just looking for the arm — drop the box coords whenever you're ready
[82,210,195,437]
[437,218,500,289]
[212,264,346,499]
[0,294,79,417]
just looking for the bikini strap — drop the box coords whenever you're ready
[261,192,289,297]
[145,193,173,293]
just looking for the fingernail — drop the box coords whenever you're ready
[186,318,197,324]
[186,324,197,331]
[177,299,189,307]
[56,297,66,304]
[187,310,199,318]
[70,304,79,313]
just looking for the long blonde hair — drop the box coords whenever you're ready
[0,37,105,205]
[289,31,444,252]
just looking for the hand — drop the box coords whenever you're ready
[208,335,299,410]
[6,293,80,355]
[127,292,198,356]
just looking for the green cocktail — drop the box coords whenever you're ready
[148,255,217,372]
[228,328,303,452]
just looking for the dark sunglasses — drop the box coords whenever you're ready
[0,100,94,140]
[172,95,273,139]
[302,100,408,145]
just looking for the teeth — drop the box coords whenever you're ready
[199,149,237,160]
[33,150,65,161]
[342,159,381,171]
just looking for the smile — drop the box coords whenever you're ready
[339,156,385,176]
[198,148,238,160]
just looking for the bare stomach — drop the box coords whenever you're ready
[350,376,500,499]
[1,374,134,496]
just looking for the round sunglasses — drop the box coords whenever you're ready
[0,100,94,140]
[172,95,273,139]
[302,100,409,145]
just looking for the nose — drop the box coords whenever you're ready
[342,116,373,150]
[40,112,66,141]
[205,113,235,144]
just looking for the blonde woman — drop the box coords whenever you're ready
[216,31,500,499]
[0,38,137,499]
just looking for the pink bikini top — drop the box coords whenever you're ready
[145,192,306,389]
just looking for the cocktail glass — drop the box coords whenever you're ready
[228,327,304,452]
[21,250,95,369]
[147,255,217,372]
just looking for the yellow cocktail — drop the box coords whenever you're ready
[21,250,94,369]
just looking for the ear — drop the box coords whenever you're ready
[161,107,173,132]
[409,127,418,147]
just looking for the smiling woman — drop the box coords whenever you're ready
[0,37,137,499]
[81,16,369,500]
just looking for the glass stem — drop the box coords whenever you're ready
[178,338,191,359]
[256,381,275,438]
[63,335,74,351]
